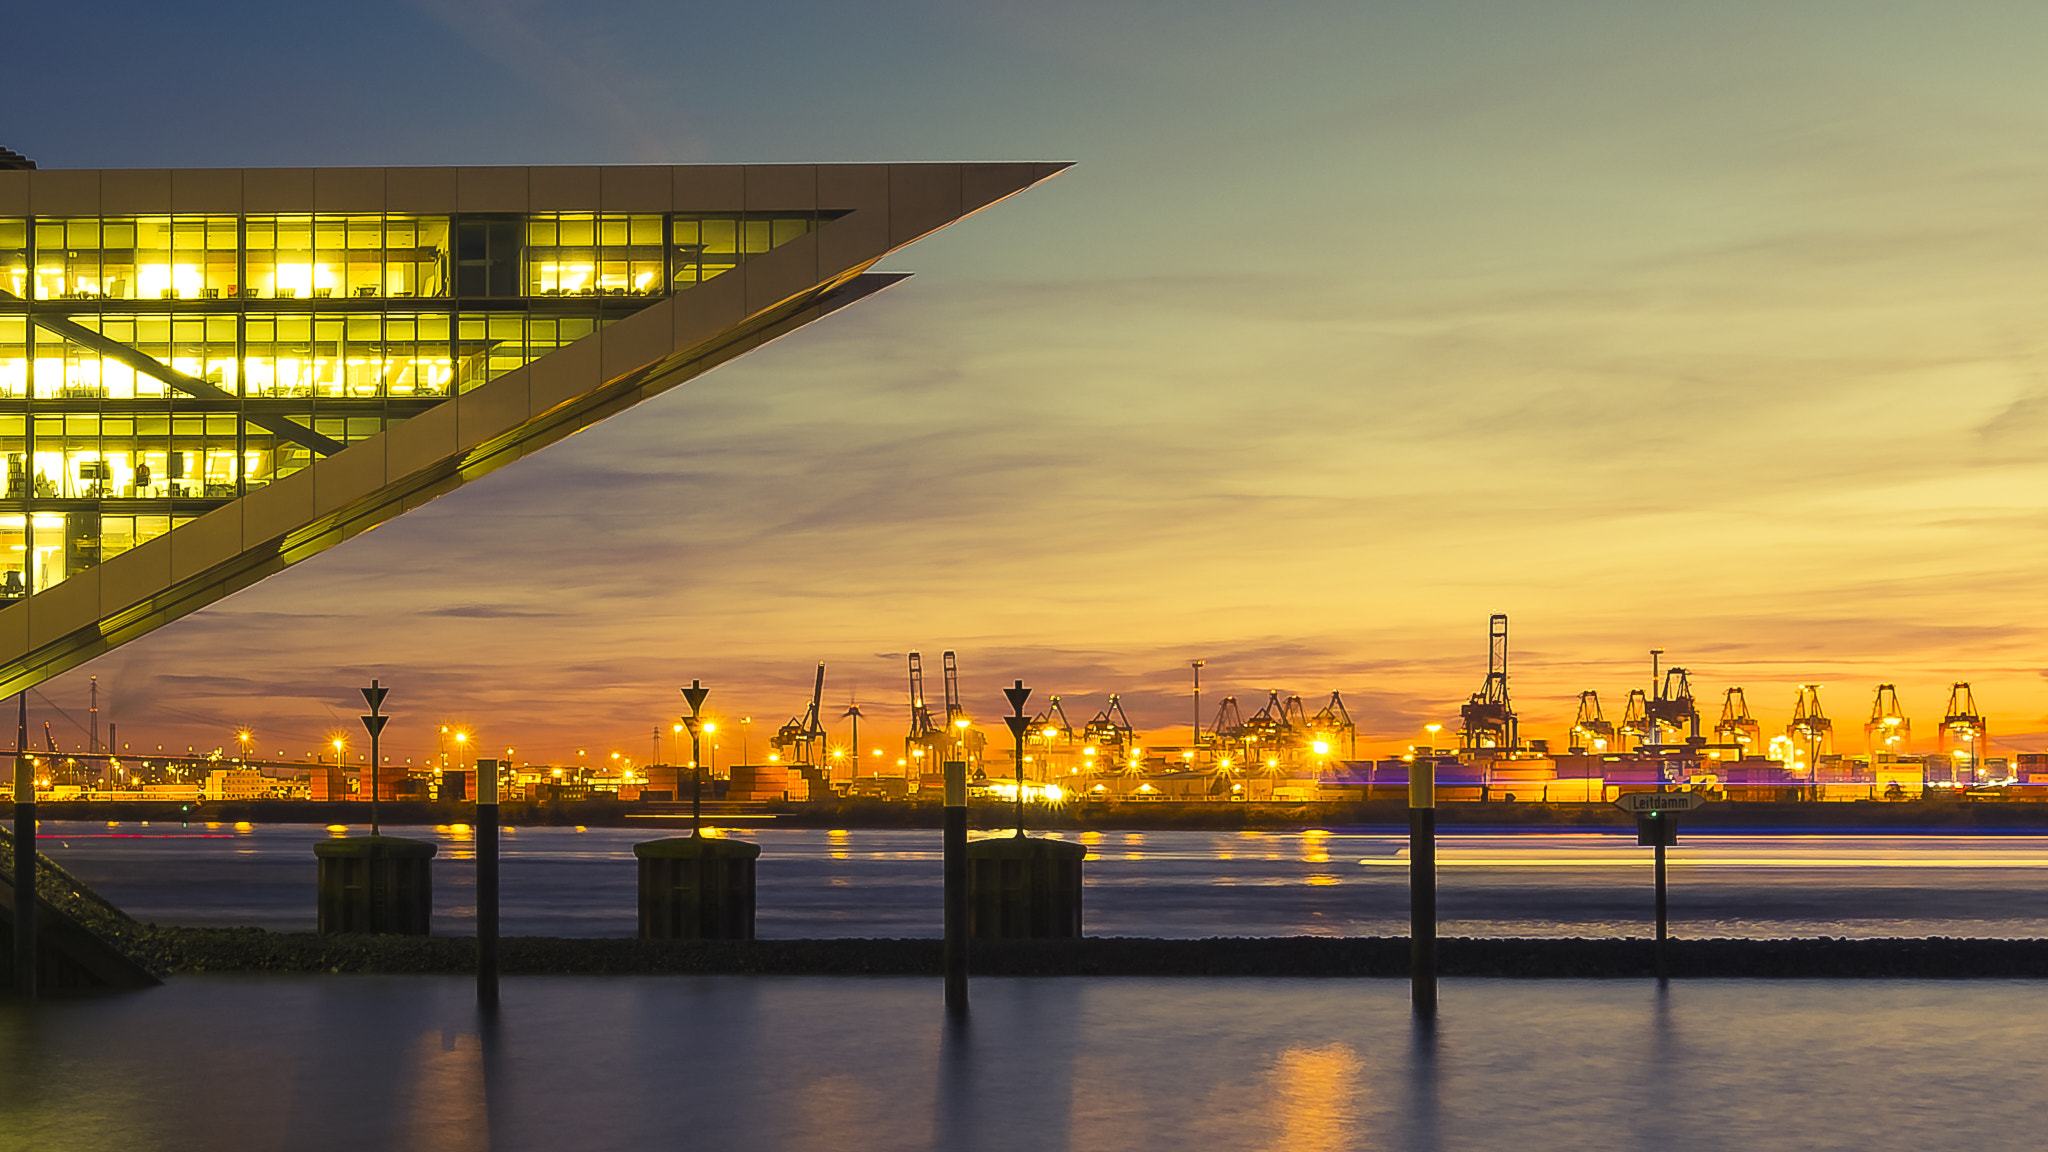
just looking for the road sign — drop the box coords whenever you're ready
[1613,791,1707,815]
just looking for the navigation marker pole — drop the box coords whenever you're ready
[477,756,500,1009]
[1003,681,1033,837]
[682,681,709,837]
[1410,754,1436,1017]
[1655,814,1669,980]
[1618,790,1703,983]
[360,680,389,836]
[13,692,33,999]
[944,757,968,1015]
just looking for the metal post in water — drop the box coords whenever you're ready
[944,758,968,1014]
[1655,818,1670,983]
[13,692,34,999]
[477,756,500,1008]
[1409,754,1436,1017]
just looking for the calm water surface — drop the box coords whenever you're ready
[0,976,2040,1151]
[36,821,2048,938]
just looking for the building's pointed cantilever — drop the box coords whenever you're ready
[0,161,1070,694]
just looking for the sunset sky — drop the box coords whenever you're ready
[12,0,2048,765]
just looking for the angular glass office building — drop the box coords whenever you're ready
[0,155,1064,694]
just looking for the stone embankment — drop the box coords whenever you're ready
[135,929,2048,979]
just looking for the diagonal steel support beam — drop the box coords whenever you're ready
[0,290,345,457]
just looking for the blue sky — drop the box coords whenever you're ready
[12,1,2048,763]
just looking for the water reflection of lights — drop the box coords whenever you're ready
[1356,835,2048,868]
[985,782,1065,803]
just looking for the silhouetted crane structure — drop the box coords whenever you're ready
[1240,691,1296,766]
[1714,688,1761,754]
[1207,696,1244,760]
[1309,692,1357,759]
[1864,684,1910,761]
[1030,696,1077,745]
[904,651,941,770]
[1459,614,1518,751]
[1644,660,1701,747]
[1570,691,1616,753]
[1940,682,1986,782]
[1619,689,1650,750]
[938,650,985,769]
[1787,685,1832,794]
[1083,695,1135,751]
[771,662,828,768]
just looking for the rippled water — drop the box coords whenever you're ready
[1,976,2040,1151]
[36,821,2048,938]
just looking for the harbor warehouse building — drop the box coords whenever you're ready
[0,157,1064,695]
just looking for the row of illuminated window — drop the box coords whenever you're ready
[0,512,198,600]
[0,312,608,399]
[3,414,384,499]
[0,212,826,302]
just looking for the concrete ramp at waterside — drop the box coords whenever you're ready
[0,827,162,992]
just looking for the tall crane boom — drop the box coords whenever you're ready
[1571,690,1615,752]
[1645,664,1701,746]
[1865,684,1909,760]
[907,652,935,740]
[1715,687,1761,754]
[1459,613,1517,750]
[1940,682,1986,782]
[942,651,964,726]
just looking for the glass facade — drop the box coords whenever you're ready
[0,209,831,599]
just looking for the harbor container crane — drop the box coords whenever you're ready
[1786,685,1832,794]
[1459,613,1518,751]
[1241,690,1295,768]
[770,662,827,768]
[1072,695,1134,779]
[1208,696,1244,752]
[1865,685,1910,761]
[1940,682,1986,783]
[1569,690,1615,753]
[1643,658,1702,747]
[1619,689,1650,751]
[1309,692,1357,759]
[1714,688,1762,755]
[938,650,986,771]
[904,651,941,772]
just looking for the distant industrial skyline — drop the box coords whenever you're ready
[13,0,2048,759]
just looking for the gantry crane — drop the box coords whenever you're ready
[1309,691,1357,760]
[1715,688,1761,755]
[1459,614,1517,751]
[1619,689,1650,751]
[1570,690,1615,753]
[1787,685,1832,793]
[1865,684,1910,761]
[1241,690,1295,768]
[1208,696,1243,748]
[905,651,941,771]
[770,662,827,768]
[937,650,985,771]
[1940,682,1986,782]
[1643,657,1701,747]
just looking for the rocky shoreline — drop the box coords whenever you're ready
[134,929,2048,979]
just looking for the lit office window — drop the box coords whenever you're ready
[2,205,840,593]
